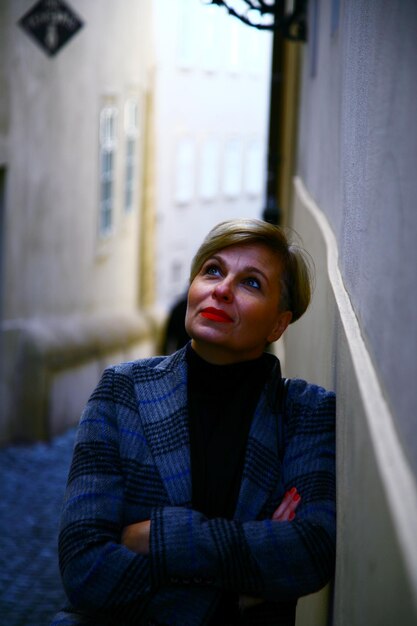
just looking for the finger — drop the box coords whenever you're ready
[281,491,301,520]
[273,502,294,521]
[272,488,301,521]
[272,489,294,519]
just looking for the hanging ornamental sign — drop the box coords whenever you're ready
[18,0,84,57]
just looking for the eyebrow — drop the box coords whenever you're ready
[208,254,270,284]
[243,265,269,283]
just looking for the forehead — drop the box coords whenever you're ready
[211,242,281,266]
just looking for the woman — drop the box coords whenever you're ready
[53,218,336,626]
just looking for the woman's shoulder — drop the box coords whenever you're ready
[88,348,188,406]
[108,345,188,379]
[286,378,336,414]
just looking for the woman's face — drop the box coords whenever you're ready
[185,243,292,364]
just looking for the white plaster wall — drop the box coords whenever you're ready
[292,1,417,620]
[4,0,151,319]
[296,0,417,475]
[0,0,155,440]
[286,178,417,626]
[152,0,273,309]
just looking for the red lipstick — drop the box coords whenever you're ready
[200,307,233,323]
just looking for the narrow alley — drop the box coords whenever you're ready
[0,428,76,625]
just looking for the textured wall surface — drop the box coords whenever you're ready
[0,0,154,440]
[297,0,417,474]
[3,0,150,319]
[286,178,417,626]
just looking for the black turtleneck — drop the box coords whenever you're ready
[186,344,274,520]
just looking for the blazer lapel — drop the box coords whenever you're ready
[234,363,283,522]
[133,351,283,519]
[134,351,192,507]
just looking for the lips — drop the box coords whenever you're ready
[200,307,233,323]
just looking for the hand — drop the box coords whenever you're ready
[271,487,301,522]
[121,519,150,555]
[239,487,301,610]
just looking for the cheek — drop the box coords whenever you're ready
[186,282,196,307]
[185,283,198,320]
[188,277,206,302]
[249,303,280,331]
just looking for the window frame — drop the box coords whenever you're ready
[98,106,118,237]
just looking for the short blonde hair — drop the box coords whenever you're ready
[189,218,314,323]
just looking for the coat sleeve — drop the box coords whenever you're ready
[58,367,152,619]
[149,381,336,602]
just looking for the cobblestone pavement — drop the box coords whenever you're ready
[0,428,76,626]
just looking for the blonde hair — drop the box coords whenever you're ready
[189,218,314,323]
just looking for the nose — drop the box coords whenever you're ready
[212,278,233,302]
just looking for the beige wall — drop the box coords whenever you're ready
[0,0,157,442]
[4,0,151,319]
[297,0,417,480]
[286,178,417,626]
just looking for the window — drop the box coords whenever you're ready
[199,137,220,201]
[244,26,258,74]
[245,139,265,196]
[174,137,195,204]
[177,0,197,68]
[223,138,243,197]
[201,5,222,72]
[228,18,241,73]
[99,107,117,235]
[124,98,139,213]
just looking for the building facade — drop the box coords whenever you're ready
[151,0,273,311]
[0,0,155,441]
[0,0,273,442]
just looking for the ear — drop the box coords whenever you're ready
[266,310,292,344]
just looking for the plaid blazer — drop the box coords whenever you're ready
[52,347,336,626]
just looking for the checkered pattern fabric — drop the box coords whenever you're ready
[52,347,336,626]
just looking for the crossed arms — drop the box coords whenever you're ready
[58,367,336,617]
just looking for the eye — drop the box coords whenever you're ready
[203,263,221,277]
[243,276,261,290]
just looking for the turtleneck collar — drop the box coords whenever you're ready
[186,342,273,393]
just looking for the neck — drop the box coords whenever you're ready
[190,339,264,365]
